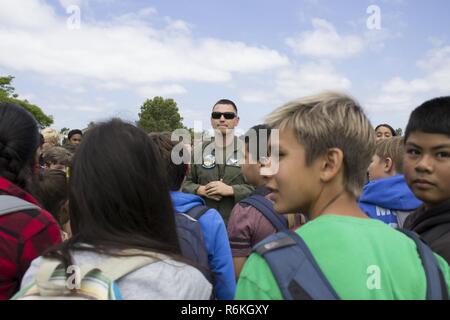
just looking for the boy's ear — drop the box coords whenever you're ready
[319,148,344,183]
[383,157,394,174]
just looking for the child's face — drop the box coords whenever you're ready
[376,126,394,141]
[42,142,54,153]
[262,128,321,214]
[69,134,82,146]
[367,154,390,181]
[404,131,450,206]
[240,144,261,186]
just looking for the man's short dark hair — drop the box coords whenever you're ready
[213,99,238,113]
[68,129,83,140]
[405,96,450,141]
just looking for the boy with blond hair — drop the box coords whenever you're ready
[235,92,450,300]
[359,137,422,228]
[41,128,60,153]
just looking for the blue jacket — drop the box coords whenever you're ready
[171,191,236,300]
[359,175,422,228]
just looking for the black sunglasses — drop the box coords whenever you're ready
[211,112,236,120]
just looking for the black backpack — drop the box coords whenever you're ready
[175,205,211,282]
[253,228,449,300]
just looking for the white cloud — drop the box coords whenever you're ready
[164,17,192,35]
[0,0,289,91]
[367,45,450,115]
[417,46,450,71]
[239,60,352,103]
[58,0,119,9]
[240,90,276,103]
[58,0,83,8]
[382,46,450,95]
[0,0,58,29]
[96,81,127,91]
[286,18,364,59]
[136,84,187,98]
[76,105,104,112]
[275,61,352,100]
[113,6,158,25]
[364,28,402,52]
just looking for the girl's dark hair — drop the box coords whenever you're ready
[375,124,397,136]
[39,134,45,147]
[0,102,39,189]
[45,119,182,267]
[148,132,187,191]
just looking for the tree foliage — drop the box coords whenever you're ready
[137,96,184,133]
[0,75,53,128]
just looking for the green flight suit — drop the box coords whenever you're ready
[182,136,254,224]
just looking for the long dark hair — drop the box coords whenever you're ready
[148,132,187,191]
[0,102,39,190]
[45,119,181,266]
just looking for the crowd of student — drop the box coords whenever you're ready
[0,92,449,300]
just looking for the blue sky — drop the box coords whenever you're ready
[1,0,449,134]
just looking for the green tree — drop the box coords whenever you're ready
[137,96,184,133]
[60,127,70,137]
[0,75,53,128]
[0,76,17,97]
[395,128,403,137]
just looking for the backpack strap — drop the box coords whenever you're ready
[36,259,66,295]
[0,195,40,216]
[240,194,288,232]
[34,250,164,297]
[421,223,450,245]
[253,230,339,300]
[96,250,163,281]
[185,205,209,220]
[399,229,448,300]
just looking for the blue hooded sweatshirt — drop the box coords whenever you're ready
[170,191,236,300]
[359,175,422,228]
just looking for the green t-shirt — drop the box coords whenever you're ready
[236,214,450,300]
